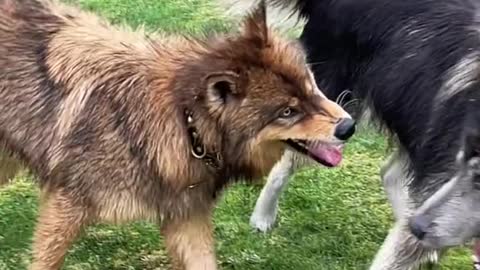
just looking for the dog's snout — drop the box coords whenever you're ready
[334,118,356,140]
[409,216,430,240]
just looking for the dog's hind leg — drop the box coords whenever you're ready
[249,150,298,232]
[162,211,217,270]
[369,220,440,270]
[30,190,90,270]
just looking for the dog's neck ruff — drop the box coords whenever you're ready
[184,109,223,172]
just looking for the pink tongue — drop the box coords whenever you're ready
[308,144,343,167]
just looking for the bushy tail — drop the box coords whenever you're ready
[216,0,312,33]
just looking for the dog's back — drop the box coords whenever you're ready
[0,1,168,225]
[0,0,158,188]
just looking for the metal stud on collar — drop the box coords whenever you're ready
[191,145,207,159]
[184,107,222,169]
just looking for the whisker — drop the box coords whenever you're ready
[307,61,327,66]
[342,99,359,109]
[335,91,347,104]
[336,90,352,106]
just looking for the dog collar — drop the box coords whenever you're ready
[184,109,223,171]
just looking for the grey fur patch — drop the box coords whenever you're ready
[435,53,480,108]
[381,151,414,220]
[369,221,439,270]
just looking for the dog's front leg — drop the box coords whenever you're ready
[30,190,90,270]
[380,151,411,221]
[162,211,217,270]
[375,153,441,270]
[250,150,296,232]
[369,220,439,270]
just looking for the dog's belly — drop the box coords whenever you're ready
[95,189,160,224]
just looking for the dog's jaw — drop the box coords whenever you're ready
[284,139,344,167]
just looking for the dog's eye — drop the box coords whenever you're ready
[280,107,295,118]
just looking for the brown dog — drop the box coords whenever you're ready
[0,0,354,269]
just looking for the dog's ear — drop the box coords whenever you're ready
[241,0,269,48]
[205,71,240,107]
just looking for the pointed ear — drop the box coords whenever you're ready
[205,71,240,106]
[241,0,269,47]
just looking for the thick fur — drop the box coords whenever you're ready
[225,0,480,269]
[0,0,353,269]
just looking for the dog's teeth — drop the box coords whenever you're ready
[290,139,307,148]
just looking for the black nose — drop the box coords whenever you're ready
[409,216,430,240]
[334,118,356,140]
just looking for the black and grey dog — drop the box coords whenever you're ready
[225,0,480,269]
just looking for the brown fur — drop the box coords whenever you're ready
[0,0,351,269]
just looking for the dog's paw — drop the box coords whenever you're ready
[473,255,480,270]
[249,211,277,232]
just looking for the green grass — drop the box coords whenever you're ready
[0,0,474,269]
[63,0,232,33]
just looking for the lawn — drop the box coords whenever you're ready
[0,0,473,269]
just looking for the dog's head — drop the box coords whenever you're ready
[409,106,480,248]
[188,1,354,175]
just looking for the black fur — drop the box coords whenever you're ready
[279,0,480,203]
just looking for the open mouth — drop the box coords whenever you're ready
[284,139,344,167]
